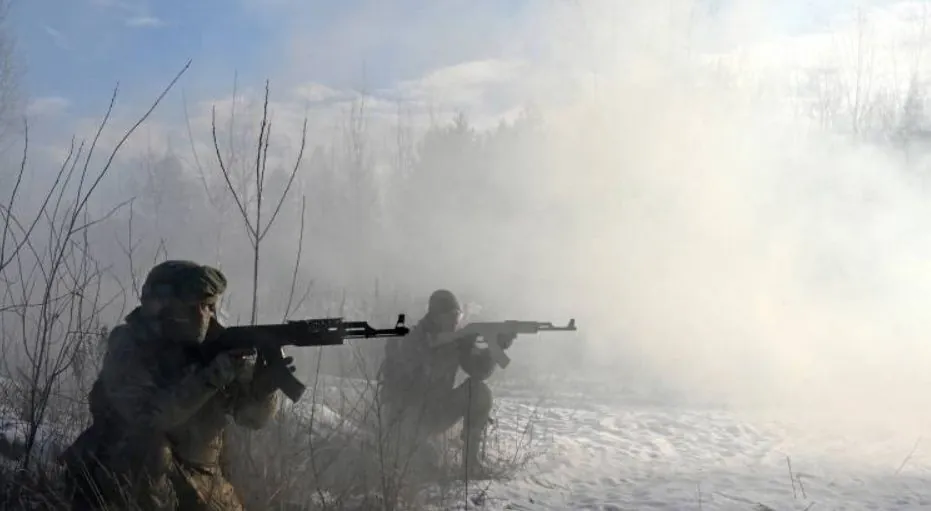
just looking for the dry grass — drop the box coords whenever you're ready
[0,348,549,511]
[221,347,549,510]
[0,65,553,511]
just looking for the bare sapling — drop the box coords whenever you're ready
[0,61,190,472]
[210,79,308,325]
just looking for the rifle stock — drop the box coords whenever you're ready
[201,314,410,401]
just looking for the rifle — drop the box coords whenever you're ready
[431,318,577,369]
[201,314,410,401]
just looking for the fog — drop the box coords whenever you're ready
[7,0,931,426]
[505,1,931,420]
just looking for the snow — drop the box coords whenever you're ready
[277,374,931,510]
[421,384,931,511]
[0,404,78,470]
[4,373,931,510]
[0,376,84,471]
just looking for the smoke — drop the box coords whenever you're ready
[13,0,931,421]
[446,0,931,419]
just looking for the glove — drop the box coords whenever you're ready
[496,333,517,350]
[255,355,296,376]
[229,352,258,385]
[455,333,480,350]
[250,353,297,396]
[204,352,243,389]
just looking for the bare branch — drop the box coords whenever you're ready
[0,134,78,272]
[0,116,26,268]
[69,197,133,234]
[181,88,216,207]
[260,115,307,241]
[211,105,255,241]
[283,195,307,321]
[72,60,192,218]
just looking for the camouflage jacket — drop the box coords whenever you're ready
[93,308,279,470]
[381,316,496,401]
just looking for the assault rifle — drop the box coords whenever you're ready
[430,319,577,369]
[201,314,410,401]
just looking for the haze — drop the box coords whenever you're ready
[6,0,931,432]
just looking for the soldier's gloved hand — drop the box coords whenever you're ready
[496,333,517,350]
[205,352,253,388]
[251,355,297,396]
[204,353,242,389]
[255,355,296,376]
[229,353,257,384]
[455,333,480,351]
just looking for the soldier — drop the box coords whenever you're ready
[378,289,515,479]
[60,260,288,510]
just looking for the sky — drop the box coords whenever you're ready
[9,0,903,126]
[11,0,539,122]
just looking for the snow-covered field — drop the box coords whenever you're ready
[455,380,931,511]
[4,372,931,510]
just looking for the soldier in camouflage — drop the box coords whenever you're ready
[378,289,515,478]
[60,260,284,510]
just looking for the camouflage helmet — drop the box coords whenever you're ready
[428,289,460,314]
[140,260,228,303]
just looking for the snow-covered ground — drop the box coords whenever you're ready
[0,376,81,470]
[287,372,931,510]
[444,380,931,511]
[4,372,931,510]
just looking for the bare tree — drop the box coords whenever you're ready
[0,61,191,470]
[211,80,307,324]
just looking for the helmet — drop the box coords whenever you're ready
[428,289,460,314]
[140,260,227,303]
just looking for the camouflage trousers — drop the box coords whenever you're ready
[61,427,243,511]
[170,462,244,511]
[381,377,493,469]
[65,457,243,511]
